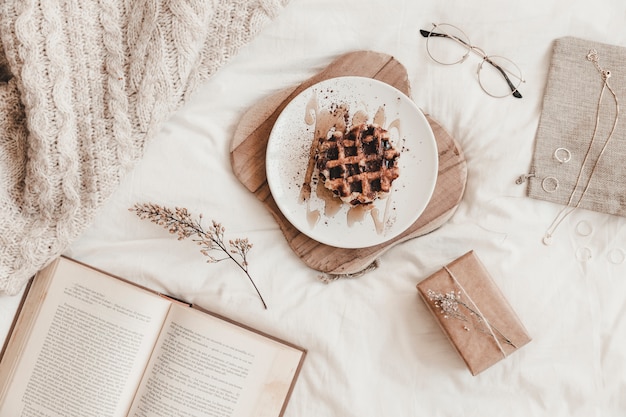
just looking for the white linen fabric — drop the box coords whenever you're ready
[3,0,626,416]
[0,0,289,295]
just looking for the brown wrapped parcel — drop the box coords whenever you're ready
[417,251,531,375]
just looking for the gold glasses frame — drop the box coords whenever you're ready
[420,23,525,99]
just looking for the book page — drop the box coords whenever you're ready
[128,304,304,417]
[0,259,172,417]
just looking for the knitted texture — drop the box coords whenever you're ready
[0,0,289,295]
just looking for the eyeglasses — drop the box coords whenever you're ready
[420,23,525,99]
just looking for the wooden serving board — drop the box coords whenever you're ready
[230,51,467,276]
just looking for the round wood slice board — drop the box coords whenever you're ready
[230,51,467,276]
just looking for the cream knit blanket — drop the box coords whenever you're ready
[0,0,288,295]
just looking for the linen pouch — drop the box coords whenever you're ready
[416,251,531,375]
[526,36,626,216]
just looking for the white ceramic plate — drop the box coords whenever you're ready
[266,76,438,249]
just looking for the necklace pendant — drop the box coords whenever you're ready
[542,234,553,246]
[587,49,598,62]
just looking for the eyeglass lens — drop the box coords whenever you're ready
[424,24,471,65]
[478,55,523,98]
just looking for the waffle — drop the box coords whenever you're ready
[316,123,400,205]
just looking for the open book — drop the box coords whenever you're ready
[0,257,306,417]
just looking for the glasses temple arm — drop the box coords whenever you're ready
[420,29,471,49]
[483,56,523,99]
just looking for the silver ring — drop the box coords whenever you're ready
[541,176,559,193]
[576,247,592,262]
[554,147,571,163]
[608,248,625,265]
[575,220,592,237]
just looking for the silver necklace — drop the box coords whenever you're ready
[542,49,620,245]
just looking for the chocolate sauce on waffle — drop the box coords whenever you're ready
[299,92,401,234]
[316,123,400,206]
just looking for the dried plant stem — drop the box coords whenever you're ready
[131,203,267,309]
[427,289,515,348]
[455,299,516,348]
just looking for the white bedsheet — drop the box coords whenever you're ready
[3,0,626,415]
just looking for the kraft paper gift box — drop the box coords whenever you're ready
[416,251,531,375]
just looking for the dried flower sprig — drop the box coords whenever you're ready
[130,203,267,309]
[427,289,516,348]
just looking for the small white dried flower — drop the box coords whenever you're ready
[426,287,516,347]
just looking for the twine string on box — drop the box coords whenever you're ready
[443,266,510,358]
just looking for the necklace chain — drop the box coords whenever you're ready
[543,49,620,245]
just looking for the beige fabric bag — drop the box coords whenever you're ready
[527,37,626,217]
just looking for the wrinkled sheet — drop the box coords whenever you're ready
[2,0,626,415]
